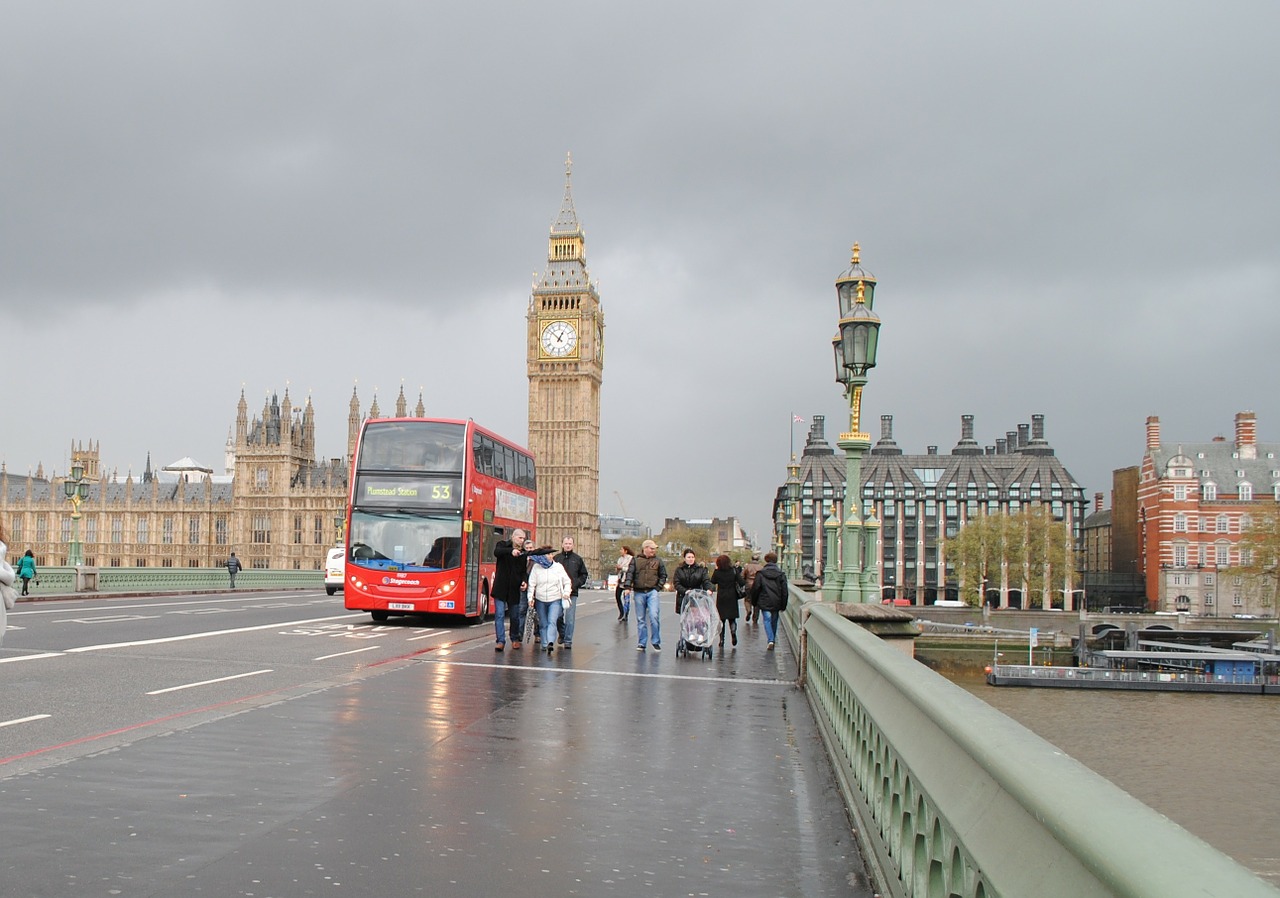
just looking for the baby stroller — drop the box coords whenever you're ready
[675,589,718,660]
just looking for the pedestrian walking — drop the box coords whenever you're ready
[709,554,744,649]
[17,549,37,596]
[673,548,711,614]
[0,518,16,647]
[741,551,763,623]
[491,528,528,651]
[553,536,589,649]
[748,552,789,651]
[631,539,667,652]
[226,552,243,589]
[614,545,634,621]
[526,547,571,655]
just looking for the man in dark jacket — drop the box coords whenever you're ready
[226,553,243,589]
[748,552,789,651]
[672,548,712,614]
[553,536,590,649]
[491,528,528,651]
[631,539,668,652]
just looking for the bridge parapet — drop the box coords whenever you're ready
[24,566,320,595]
[792,594,1277,897]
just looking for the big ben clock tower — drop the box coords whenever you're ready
[527,153,603,570]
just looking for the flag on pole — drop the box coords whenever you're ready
[793,415,804,423]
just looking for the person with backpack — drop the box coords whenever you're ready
[748,552,789,651]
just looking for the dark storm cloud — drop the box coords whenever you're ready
[2,1,1277,540]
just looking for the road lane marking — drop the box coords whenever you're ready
[0,653,64,664]
[146,669,274,695]
[424,659,792,686]
[11,593,334,615]
[0,714,52,728]
[313,646,380,661]
[64,613,364,653]
[55,614,162,624]
[405,629,445,641]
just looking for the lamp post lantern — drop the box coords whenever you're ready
[64,463,90,567]
[823,243,882,603]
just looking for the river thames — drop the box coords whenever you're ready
[954,675,1280,887]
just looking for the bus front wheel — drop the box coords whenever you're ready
[371,610,389,623]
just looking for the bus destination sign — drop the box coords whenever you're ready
[357,476,461,508]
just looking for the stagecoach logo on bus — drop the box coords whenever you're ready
[382,576,423,587]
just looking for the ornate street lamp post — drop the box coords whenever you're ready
[784,459,802,577]
[64,463,90,567]
[824,244,882,603]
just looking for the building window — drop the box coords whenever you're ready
[1173,513,1187,532]
[1239,483,1253,501]
[1216,544,1230,567]
[1173,485,1187,501]
[1217,514,1230,533]
[1233,593,1243,607]
[215,516,228,546]
[256,467,269,491]
[1205,574,1215,585]
[163,517,174,544]
[137,519,149,543]
[1202,482,1216,500]
[314,515,323,544]
[1173,544,1187,567]
[252,515,271,544]
[1198,545,1207,566]
[1174,595,1190,610]
[86,518,98,543]
[37,515,49,543]
[111,516,123,544]
[189,518,200,545]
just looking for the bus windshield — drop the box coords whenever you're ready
[348,509,463,572]
[356,421,467,473]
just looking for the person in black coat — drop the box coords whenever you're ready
[553,535,590,649]
[672,548,711,613]
[709,554,745,648]
[491,528,529,650]
[748,552,789,651]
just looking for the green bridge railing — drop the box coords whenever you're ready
[24,566,322,596]
[785,593,1278,898]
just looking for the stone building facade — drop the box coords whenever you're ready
[1137,411,1280,615]
[783,413,1088,607]
[0,387,402,571]
[526,154,603,569]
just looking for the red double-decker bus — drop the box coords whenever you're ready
[342,417,537,622]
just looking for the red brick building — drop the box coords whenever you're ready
[1137,411,1279,615]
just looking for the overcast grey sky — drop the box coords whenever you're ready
[2,1,1277,543]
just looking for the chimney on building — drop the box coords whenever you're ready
[927,446,938,456]
[872,413,902,456]
[1094,492,1104,513]
[996,438,1007,454]
[962,415,974,441]
[1146,416,1161,450]
[1032,414,1045,441]
[1017,423,1030,449]
[954,414,981,455]
[881,415,893,440]
[1006,431,1018,452]
[1235,411,1258,460]
[985,445,996,455]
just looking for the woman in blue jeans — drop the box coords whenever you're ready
[526,549,571,655]
[747,551,789,651]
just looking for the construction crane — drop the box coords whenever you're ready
[614,490,628,518]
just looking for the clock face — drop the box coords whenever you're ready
[541,320,578,358]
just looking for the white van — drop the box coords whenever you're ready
[325,546,345,595]
[932,599,968,608]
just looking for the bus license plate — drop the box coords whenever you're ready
[439,600,455,610]
[388,602,414,611]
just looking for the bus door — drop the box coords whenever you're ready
[464,521,481,615]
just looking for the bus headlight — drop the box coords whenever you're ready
[437,580,457,595]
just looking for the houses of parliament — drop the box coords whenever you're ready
[0,158,604,572]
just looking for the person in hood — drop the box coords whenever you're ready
[526,547,572,655]
[741,550,764,623]
[748,551,789,651]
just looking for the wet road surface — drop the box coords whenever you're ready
[1,595,873,896]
